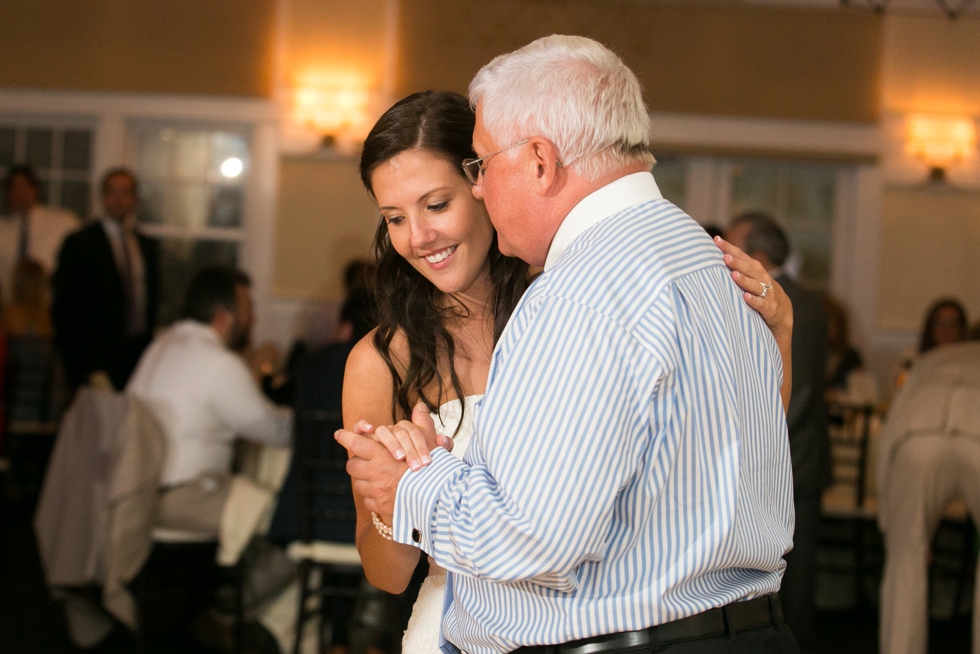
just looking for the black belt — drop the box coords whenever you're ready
[510,594,783,654]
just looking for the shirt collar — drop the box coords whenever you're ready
[175,319,227,348]
[544,172,663,271]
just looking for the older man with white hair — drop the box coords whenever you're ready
[339,35,798,654]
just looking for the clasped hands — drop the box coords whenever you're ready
[334,403,454,524]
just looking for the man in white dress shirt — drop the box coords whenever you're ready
[0,165,80,302]
[126,266,292,534]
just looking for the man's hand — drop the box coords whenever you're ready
[360,403,455,472]
[335,428,410,523]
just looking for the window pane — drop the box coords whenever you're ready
[174,131,209,179]
[137,179,166,225]
[26,129,53,168]
[208,186,243,228]
[153,237,238,326]
[731,163,780,217]
[786,166,835,225]
[210,132,250,183]
[172,182,209,229]
[62,130,92,171]
[652,158,686,211]
[0,128,15,168]
[61,180,90,219]
[136,129,171,180]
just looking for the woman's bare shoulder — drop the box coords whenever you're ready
[345,328,409,380]
[343,328,414,426]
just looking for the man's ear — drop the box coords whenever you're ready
[211,306,234,338]
[526,137,564,195]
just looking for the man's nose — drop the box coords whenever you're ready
[471,182,484,200]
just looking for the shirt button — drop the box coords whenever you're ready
[412,529,421,543]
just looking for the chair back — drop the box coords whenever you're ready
[294,410,356,544]
[5,334,60,430]
[824,402,878,515]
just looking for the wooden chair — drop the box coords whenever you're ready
[819,402,880,608]
[135,528,245,654]
[288,409,363,654]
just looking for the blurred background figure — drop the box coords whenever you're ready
[127,266,291,537]
[970,320,980,342]
[918,297,968,354]
[823,295,864,395]
[0,166,80,305]
[269,286,376,545]
[343,259,375,295]
[701,223,724,240]
[725,211,829,654]
[877,341,980,654]
[895,298,969,391]
[3,258,53,339]
[52,167,159,391]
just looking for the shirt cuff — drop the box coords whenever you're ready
[392,447,466,551]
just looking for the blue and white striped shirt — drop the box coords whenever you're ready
[393,172,794,654]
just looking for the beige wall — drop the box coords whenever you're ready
[273,157,379,299]
[0,0,276,96]
[877,16,980,333]
[878,186,980,331]
[882,15,980,116]
[398,0,882,123]
[283,0,392,88]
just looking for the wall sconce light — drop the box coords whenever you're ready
[291,71,375,154]
[905,114,977,183]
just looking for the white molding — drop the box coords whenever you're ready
[648,112,881,160]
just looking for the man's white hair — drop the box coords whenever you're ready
[469,35,655,181]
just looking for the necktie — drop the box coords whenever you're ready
[118,229,140,337]
[18,213,29,261]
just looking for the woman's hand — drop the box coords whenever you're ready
[716,236,794,411]
[716,236,793,338]
[356,403,455,472]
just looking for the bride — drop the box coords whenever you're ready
[342,90,793,654]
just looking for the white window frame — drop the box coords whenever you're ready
[649,111,889,357]
[0,88,280,343]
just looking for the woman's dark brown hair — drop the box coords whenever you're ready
[359,90,530,425]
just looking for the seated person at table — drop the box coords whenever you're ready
[268,286,376,544]
[126,266,292,535]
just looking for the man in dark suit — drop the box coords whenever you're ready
[726,212,829,653]
[53,167,159,390]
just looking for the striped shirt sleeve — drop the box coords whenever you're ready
[393,293,668,591]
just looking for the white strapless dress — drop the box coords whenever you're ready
[400,395,481,654]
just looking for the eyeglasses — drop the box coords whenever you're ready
[461,139,530,185]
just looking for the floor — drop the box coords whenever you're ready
[1,494,974,653]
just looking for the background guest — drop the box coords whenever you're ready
[3,259,53,339]
[725,211,829,653]
[0,166,80,305]
[877,341,980,654]
[918,297,967,354]
[894,298,969,391]
[823,294,864,393]
[126,266,292,536]
[52,167,158,390]
[269,286,377,545]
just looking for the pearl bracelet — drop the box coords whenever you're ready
[371,512,394,541]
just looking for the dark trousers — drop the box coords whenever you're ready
[781,493,820,653]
